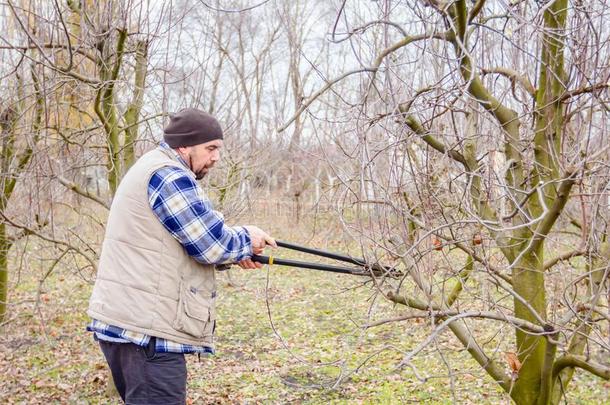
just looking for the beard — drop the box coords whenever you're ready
[187,152,210,180]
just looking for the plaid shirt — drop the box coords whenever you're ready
[88,143,252,354]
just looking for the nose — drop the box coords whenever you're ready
[211,149,220,162]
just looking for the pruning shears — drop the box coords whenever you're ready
[219,240,401,278]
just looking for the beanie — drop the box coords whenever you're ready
[163,108,223,147]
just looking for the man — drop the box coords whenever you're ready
[87,108,275,404]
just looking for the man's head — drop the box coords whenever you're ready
[163,108,224,179]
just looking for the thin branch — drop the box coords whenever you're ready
[557,302,610,327]
[56,176,110,209]
[53,0,73,71]
[560,82,610,102]
[501,186,538,221]
[402,113,470,170]
[341,19,408,39]
[198,0,271,13]
[385,291,511,390]
[4,0,100,84]
[452,241,512,284]
[366,309,547,335]
[276,68,376,133]
[544,248,587,270]
[395,310,512,389]
[525,171,578,256]
[367,31,450,93]
[0,211,97,270]
[0,43,97,63]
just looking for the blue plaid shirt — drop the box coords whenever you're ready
[88,143,253,354]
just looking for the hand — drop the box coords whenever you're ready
[237,258,263,270]
[243,225,276,254]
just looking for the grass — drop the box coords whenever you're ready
[0,208,608,404]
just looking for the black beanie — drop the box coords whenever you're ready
[163,108,223,147]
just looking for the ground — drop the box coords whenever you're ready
[0,214,608,404]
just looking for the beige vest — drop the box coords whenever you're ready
[88,148,217,347]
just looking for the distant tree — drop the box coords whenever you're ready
[0,67,44,323]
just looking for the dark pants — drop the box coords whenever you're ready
[98,337,187,405]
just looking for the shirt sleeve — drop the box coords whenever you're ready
[147,166,253,264]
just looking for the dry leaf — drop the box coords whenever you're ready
[432,237,443,251]
[472,233,483,245]
[505,352,522,374]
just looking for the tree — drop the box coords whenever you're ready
[278,1,610,403]
[0,67,44,323]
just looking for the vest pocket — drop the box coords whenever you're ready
[173,281,216,338]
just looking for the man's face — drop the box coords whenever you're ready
[177,139,223,180]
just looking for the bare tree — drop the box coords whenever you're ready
[278,1,610,403]
[0,67,44,323]
[1,0,608,402]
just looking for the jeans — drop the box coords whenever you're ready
[98,337,187,405]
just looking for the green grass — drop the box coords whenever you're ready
[0,217,608,404]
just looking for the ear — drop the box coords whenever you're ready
[173,146,190,162]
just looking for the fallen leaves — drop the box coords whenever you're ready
[1,237,608,404]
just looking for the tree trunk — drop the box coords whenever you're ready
[123,40,149,172]
[0,224,10,324]
[510,248,548,404]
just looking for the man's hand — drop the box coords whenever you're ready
[236,258,263,269]
[243,225,276,254]
[239,226,276,270]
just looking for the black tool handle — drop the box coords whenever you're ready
[275,240,393,273]
[251,254,368,276]
[275,240,366,266]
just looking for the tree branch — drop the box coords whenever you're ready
[56,176,110,210]
[401,113,470,170]
[122,39,149,171]
[446,255,474,307]
[277,68,376,133]
[467,0,486,23]
[0,43,97,63]
[366,309,547,335]
[525,171,578,256]
[481,67,536,96]
[560,82,610,102]
[446,2,525,193]
[385,290,434,311]
[385,290,512,390]
[544,248,586,270]
[331,19,408,42]
[0,210,97,271]
[367,31,450,96]
[2,66,44,207]
[552,355,610,381]
[452,241,512,284]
